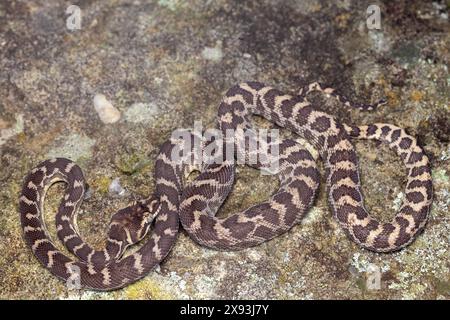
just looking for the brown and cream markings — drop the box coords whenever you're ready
[179,136,321,250]
[19,82,433,290]
[179,82,433,252]
[19,137,193,290]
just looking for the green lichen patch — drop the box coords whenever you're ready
[46,133,96,162]
[114,152,151,175]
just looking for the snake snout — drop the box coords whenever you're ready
[107,198,160,252]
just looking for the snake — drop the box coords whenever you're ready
[19,128,319,289]
[19,81,433,290]
[179,132,321,250]
[19,137,192,290]
[178,81,433,252]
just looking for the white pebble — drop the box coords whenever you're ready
[109,178,126,196]
[83,187,93,200]
[93,94,121,124]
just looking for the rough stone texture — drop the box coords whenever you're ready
[0,0,449,299]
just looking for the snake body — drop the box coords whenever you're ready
[19,139,185,290]
[19,81,433,290]
[179,135,320,250]
[19,131,316,289]
[179,82,433,252]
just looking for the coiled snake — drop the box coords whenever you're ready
[19,134,215,290]
[19,82,433,290]
[179,82,432,252]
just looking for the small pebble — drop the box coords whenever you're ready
[93,94,121,124]
[109,178,127,196]
[83,187,93,200]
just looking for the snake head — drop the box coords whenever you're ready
[106,196,161,258]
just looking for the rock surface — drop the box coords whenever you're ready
[0,0,448,299]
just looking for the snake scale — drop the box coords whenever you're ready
[19,82,433,290]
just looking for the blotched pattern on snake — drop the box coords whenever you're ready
[179,82,433,252]
[19,82,433,290]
